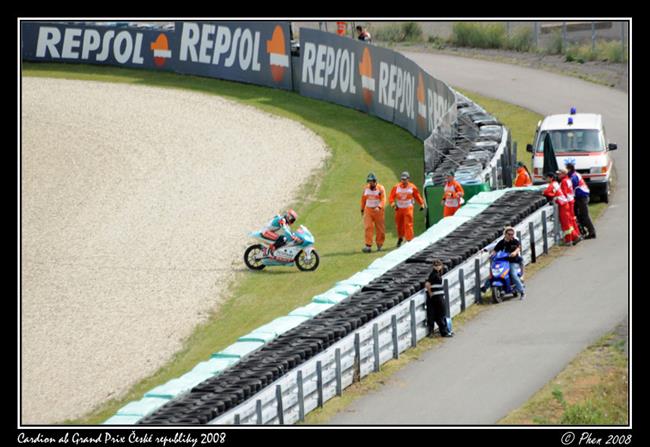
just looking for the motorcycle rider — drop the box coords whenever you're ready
[490,226,526,300]
[260,209,299,257]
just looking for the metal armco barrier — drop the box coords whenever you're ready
[209,203,557,424]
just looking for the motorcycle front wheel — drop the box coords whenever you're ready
[295,249,320,271]
[491,286,503,304]
[244,244,266,270]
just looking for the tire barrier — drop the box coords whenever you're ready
[425,93,510,187]
[135,188,551,425]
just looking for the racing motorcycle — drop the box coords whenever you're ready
[243,225,320,272]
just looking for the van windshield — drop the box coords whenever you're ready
[535,129,604,153]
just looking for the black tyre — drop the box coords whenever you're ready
[244,244,266,270]
[601,192,609,203]
[295,249,320,271]
[491,286,503,304]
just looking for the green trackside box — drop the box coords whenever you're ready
[424,179,491,228]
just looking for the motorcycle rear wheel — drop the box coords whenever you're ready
[244,244,266,270]
[491,286,503,304]
[295,249,320,272]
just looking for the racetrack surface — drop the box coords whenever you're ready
[328,52,629,425]
[20,78,329,424]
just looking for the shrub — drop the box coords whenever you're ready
[402,22,424,42]
[427,35,447,49]
[373,23,403,42]
[564,43,592,63]
[596,40,627,63]
[452,22,506,49]
[546,30,564,54]
[373,22,424,43]
[506,27,534,52]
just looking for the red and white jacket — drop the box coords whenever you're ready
[560,177,575,203]
[543,180,569,206]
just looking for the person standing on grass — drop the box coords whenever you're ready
[424,259,453,338]
[360,172,386,252]
[566,162,596,239]
[389,171,425,247]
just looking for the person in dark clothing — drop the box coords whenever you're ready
[490,226,525,299]
[565,162,596,239]
[356,25,372,42]
[424,259,453,338]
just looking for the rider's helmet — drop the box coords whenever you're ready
[367,172,377,182]
[284,209,298,224]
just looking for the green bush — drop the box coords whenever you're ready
[373,22,424,43]
[597,40,627,63]
[546,30,564,54]
[452,22,506,49]
[402,22,424,42]
[373,23,403,42]
[564,44,592,63]
[427,35,447,49]
[506,27,533,52]
[564,41,627,64]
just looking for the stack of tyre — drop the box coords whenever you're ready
[137,189,548,425]
[427,99,505,186]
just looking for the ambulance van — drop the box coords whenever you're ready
[527,110,617,203]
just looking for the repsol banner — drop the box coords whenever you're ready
[298,28,456,141]
[21,22,177,70]
[173,21,293,90]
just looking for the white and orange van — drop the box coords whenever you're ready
[526,110,617,203]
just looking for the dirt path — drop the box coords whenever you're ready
[20,78,329,424]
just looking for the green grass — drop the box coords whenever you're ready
[499,330,628,425]
[22,62,425,424]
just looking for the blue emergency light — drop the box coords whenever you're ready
[568,117,574,125]
[570,107,577,115]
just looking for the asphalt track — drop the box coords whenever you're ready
[328,53,629,425]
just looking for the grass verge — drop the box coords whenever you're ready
[22,62,426,424]
[499,328,628,425]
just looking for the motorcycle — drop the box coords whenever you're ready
[488,250,523,303]
[243,225,320,272]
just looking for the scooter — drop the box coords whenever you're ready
[488,250,523,303]
[243,225,320,272]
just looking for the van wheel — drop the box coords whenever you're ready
[600,192,609,203]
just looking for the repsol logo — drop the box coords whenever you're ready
[378,62,415,119]
[301,42,357,94]
[178,22,262,71]
[35,27,145,64]
[427,89,452,132]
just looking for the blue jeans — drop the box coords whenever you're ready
[510,263,525,294]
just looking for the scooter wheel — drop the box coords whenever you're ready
[491,286,503,304]
[244,244,266,270]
